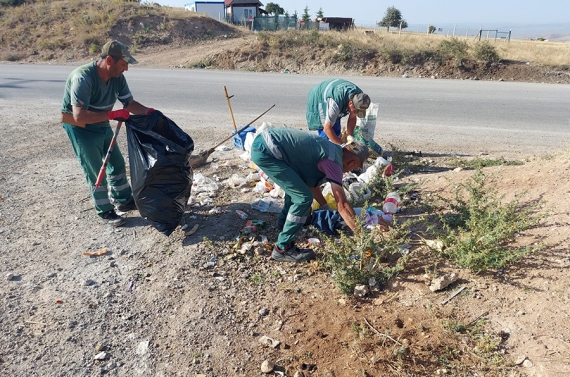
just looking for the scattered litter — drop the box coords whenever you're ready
[6,272,14,281]
[82,248,108,257]
[440,286,466,305]
[354,285,369,298]
[308,238,321,245]
[215,145,231,151]
[236,210,248,219]
[180,224,189,231]
[94,351,107,360]
[208,207,222,214]
[55,300,63,304]
[184,224,199,236]
[251,198,283,213]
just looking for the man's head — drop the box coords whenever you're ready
[341,141,370,172]
[101,40,138,64]
[351,92,371,118]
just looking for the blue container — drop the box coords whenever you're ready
[232,126,256,150]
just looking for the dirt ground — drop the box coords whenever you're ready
[2,14,570,377]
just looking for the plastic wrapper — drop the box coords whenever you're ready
[126,111,194,236]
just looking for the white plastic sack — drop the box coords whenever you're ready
[356,103,379,141]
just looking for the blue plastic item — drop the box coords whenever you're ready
[232,126,256,150]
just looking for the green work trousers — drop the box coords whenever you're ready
[63,123,133,216]
[251,136,312,250]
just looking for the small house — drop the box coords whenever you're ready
[224,0,263,23]
[320,17,354,31]
[185,1,226,21]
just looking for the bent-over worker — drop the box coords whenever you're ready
[251,128,370,263]
[306,78,371,145]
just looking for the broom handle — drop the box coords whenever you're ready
[224,86,238,132]
[210,104,275,151]
[95,121,123,188]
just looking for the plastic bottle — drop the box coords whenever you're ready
[382,192,400,214]
[246,220,266,228]
[236,210,248,219]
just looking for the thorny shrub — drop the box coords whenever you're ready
[429,168,544,273]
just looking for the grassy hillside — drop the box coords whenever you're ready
[0,0,240,62]
[1,0,569,84]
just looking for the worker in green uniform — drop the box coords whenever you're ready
[306,78,371,145]
[251,128,369,263]
[61,40,155,227]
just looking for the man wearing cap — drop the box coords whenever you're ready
[251,127,369,263]
[306,78,371,145]
[61,40,155,227]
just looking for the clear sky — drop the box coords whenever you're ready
[156,0,570,27]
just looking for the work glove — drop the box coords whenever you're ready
[146,108,155,115]
[108,109,130,121]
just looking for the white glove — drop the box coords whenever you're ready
[346,135,354,143]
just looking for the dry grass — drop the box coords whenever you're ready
[352,28,570,67]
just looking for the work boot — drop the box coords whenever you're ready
[100,210,126,227]
[115,199,137,212]
[271,244,316,263]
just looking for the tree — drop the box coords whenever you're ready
[316,7,324,19]
[265,2,284,16]
[302,6,310,23]
[378,6,407,32]
[428,25,436,34]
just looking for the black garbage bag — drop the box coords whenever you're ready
[125,111,194,236]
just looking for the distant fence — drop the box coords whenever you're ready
[476,28,512,42]
[252,16,319,31]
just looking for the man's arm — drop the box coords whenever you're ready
[125,100,153,115]
[70,105,109,126]
[310,186,327,206]
[346,112,357,137]
[330,182,358,231]
[322,120,343,145]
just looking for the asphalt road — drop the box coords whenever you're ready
[2,64,570,157]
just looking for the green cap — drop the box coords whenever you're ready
[343,140,370,168]
[353,92,371,118]
[101,40,137,64]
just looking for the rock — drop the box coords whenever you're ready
[338,298,347,305]
[429,273,459,292]
[258,307,269,316]
[261,359,275,373]
[522,359,533,367]
[94,351,107,360]
[258,335,280,348]
[354,285,368,298]
[453,167,463,172]
[6,272,14,281]
[136,340,149,355]
[82,279,95,286]
[514,355,526,365]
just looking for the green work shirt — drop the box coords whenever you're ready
[306,78,363,131]
[265,128,343,188]
[61,61,133,127]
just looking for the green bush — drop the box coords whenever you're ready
[320,217,413,295]
[437,38,469,66]
[472,41,500,62]
[430,168,544,273]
